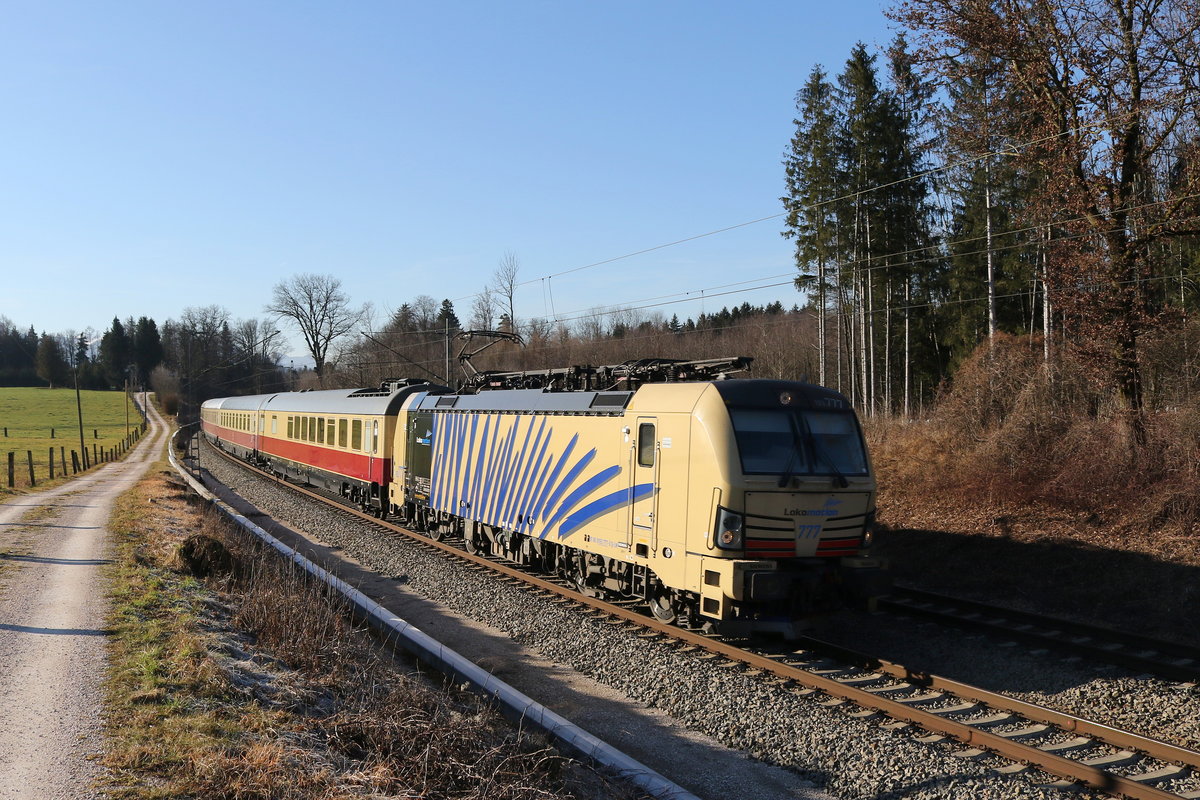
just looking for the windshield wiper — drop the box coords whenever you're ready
[795,412,848,488]
[777,414,805,488]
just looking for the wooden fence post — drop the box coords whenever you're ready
[49,447,54,480]
[27,451,35,487]
[7,452,13,488]
[93,444,98,466]
[71,451,79,474]
[59,447,66,476]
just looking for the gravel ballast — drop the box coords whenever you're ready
[199,445,1163,800]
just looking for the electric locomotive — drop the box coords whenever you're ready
[201,357,886,638]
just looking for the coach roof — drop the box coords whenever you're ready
[205,383,444,418]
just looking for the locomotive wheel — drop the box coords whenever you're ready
[649,591,676,624]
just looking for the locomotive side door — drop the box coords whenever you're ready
[407,411,434,506]
[631,417,658,547]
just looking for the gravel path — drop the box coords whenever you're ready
[0,400,166,800]
[201,444,1124,800]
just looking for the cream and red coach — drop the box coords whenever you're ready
[201,380,438,513]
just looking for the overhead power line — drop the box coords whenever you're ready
[450,98,1182,310]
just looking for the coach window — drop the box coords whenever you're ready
[637,423,656,467]
[338,419,348,448]
[317,417,325,444]
[372,420,379,453]
[352,419,363,451]
[287,416,294,439]
[328,419,337,444]
[308,417,316,443]
[271,416,278,434]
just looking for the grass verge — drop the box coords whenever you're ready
[103,458,625,799]
[0,387,145,495]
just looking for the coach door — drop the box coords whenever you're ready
[630,417,658,546]
[367,419,379,482]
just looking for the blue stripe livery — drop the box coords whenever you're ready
[426,414,649,541]
[559,483,655,539]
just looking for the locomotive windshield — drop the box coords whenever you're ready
[729,408,868,478]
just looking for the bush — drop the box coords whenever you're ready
[873,333,1200,530]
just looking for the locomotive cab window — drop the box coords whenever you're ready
[637,423,655,467]
[729,408,868,477]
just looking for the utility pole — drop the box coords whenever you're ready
[75,364,87,469]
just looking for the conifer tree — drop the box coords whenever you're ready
[783,65,841,388]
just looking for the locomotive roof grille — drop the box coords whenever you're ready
[417,388,632,415]
[589,393,633,409]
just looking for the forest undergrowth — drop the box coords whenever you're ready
[866,331,1200,642]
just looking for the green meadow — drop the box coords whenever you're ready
[0,387,146,492]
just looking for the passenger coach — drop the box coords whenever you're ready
[201,380,440,513]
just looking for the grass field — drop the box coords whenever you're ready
[0,387,147,493]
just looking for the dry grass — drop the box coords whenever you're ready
[104,463,627,799]
[866,334,1200,644]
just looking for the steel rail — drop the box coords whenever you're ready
[880,586,1200,682]
[202,441,1197,800]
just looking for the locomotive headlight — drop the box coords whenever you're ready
[861,510,877,549]
[713,506,744,551]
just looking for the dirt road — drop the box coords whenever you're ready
[0,399,167,799]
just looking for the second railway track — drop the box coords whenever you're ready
[877,586,1200,683]
[197,437,1200,800]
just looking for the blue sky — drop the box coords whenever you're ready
[1,0,896,356]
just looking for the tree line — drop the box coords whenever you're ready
[0,316,163,391]
[782,0,1200,432]
[18,0,1197,431]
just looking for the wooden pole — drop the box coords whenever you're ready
[27,451,35,487]
[49,447,54,480]
[7,452,13,488]
[71,451,79,474]
[59,447,66,476]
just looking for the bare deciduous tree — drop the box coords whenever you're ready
[492,251,520,333]
[892,0,1200,438]
[266,274,363,381]
[470,289,498,331]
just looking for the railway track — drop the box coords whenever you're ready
[199,439,1200,800]
[879,586,1200,683]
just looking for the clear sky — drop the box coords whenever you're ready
[1,0,897,357]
